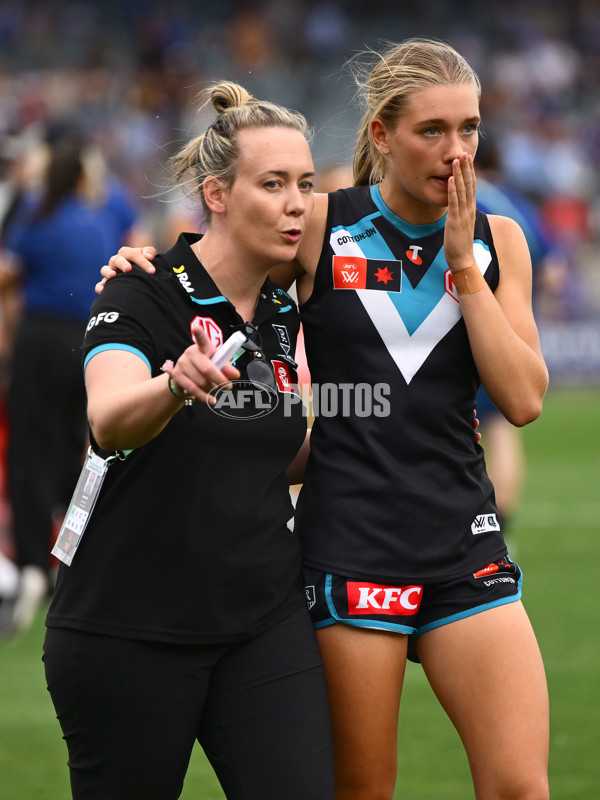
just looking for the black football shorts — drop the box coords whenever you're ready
[303,557,522,662]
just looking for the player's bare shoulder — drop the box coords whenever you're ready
[486,213,528,251]
[486,213,532,283]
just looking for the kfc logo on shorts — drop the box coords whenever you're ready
[347,582,423,616]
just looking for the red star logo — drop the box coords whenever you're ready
[374,266,394,284]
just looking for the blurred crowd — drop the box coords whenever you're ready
[0,0,598,321]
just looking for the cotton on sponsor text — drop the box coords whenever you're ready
[481,576,516,587]
[335,227,377,245]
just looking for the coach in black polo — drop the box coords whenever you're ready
[44,233,332,800]
[47,231,306,640]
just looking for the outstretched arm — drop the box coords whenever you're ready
[86,326,239,451]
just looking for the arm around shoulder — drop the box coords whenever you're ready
[96,245,158,295]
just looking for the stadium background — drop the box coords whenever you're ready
[0,1,599,797]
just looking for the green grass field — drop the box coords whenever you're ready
[1,386,598,799]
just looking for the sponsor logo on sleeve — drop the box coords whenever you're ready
[86,311,119,331]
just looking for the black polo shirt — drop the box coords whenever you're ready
[46,234,307,644]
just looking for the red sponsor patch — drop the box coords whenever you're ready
[473,559,513,579]
[347,582,423,616]
[333,255,368,289]
[271,360,295,393]
[333,255,402,292]
[473,563,499,579]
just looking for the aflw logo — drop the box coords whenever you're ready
[347,582,423,616]
[332,255,402,292]
[341,269,360,284]
[471,514,499,535]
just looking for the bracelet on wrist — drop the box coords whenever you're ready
[168,375,195,406]
[452,264,486,296]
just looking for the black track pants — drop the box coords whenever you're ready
[44,606,334,799]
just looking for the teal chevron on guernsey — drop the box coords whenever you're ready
[327,187,492,384]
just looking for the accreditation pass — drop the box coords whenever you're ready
[51,448,112,566]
